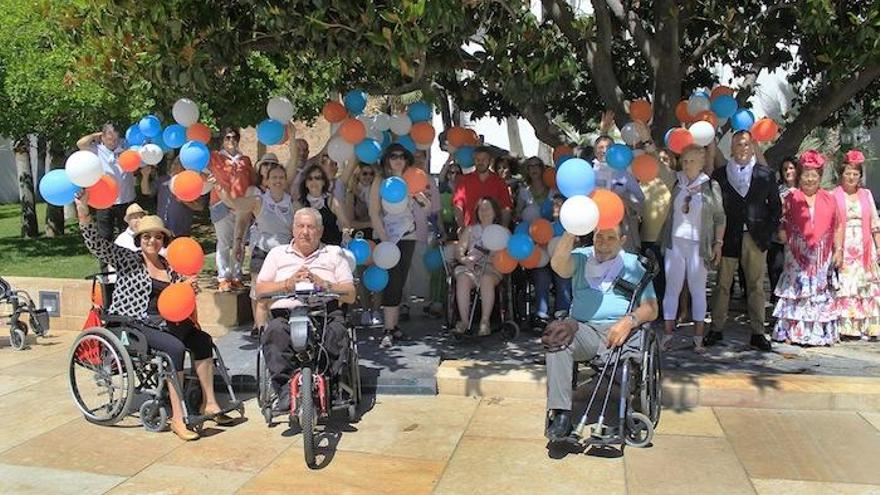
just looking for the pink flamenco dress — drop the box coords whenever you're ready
[832,186,880,339]
[772,189,840,346]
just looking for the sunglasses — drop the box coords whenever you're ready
[141,233,165,241]
[389,152,406,159]
[307,175,324,181]
[682,195,692,214]
[223,135,238,141]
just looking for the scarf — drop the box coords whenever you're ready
[585,251,624,292]
[263,190,292,222]
[833,186,875,268]
[218,149,244,166]
[785,188,837,272]
[725,156,756,198]
[306,194,326,210]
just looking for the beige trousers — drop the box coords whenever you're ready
[711,233,767,335]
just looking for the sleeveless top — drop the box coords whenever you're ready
[306,194,342,246]
[146,278,170,316]
[380,200,416,242]
[252,191,294,252]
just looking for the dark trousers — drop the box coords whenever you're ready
[95,203,131,270]
[262,309,348,389]
[640,242,666,310]
[767,242,785,302]
[382,239,416,307]
[142,317,214,370]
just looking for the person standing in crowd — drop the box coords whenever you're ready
[832,150,880,340]
[114,203,146,251]
[768,157,798,304]
[772,150,842,346]
[705,130,781,351]
[592,135,645,252]
[208,127,254,292]
[453,146,513,228]
[346,162,383,327]
[439,160,462,195]
[515,157,550,222]
[143,158,204,238]
[294,164,349,246]
[402,150,441,319]
[494,154,523,207]
[657,145,726,353]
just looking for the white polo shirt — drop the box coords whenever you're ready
[257,242,354,309]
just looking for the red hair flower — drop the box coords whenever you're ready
[844,149,865,166]
[798,149,825,170]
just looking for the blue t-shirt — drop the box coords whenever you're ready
[569,247,656,325]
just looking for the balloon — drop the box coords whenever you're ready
[171,170,204,202]
[339,118,367,144]
[85,175,118,209]
[507,233,535,261]
[403,167,428,195]
[543,168,556,189]
[751,118,779,142]
[373,241,401,269]
[710,94,737,119]
[423,247,444,271]
[396,134,417,153]
[667,128,694,155]
[553,145,573,163]
[441,205,455,223]
[519,246,543,269]
[179,141,210,171]
[327,136,354,164]
[382,197,409,214]
[482,224,511,251]
[606,144,634,170]
[455,146,475,168]
[139,143,164,166]
[323,101,348,123]
[118,150,142,172]
[540,197,554,220]
[631,154,659,183]
[65,150,103,188]
[158,282,196,322]
[374,113,391,131]
[408,101,433,122]
[629,99,652,123]
[555,154,574,167]
[344,90,368,115]
[349,238,371,265]
[521,204,540,223]
[514,220,531,236]
[529,219,554,244]
[731,109,755,132]
[363,266,389,292]
[492,250,518,274]
[694,110,719,128]
[718,131,733,160]
[446,127,470,148]
[675,100,692,123]
[410,122,435,146]
[556,158,596,198]
[560,195,599,236]
[39,169,80,206]
[552,221,564,236]
[389,114,412,136]
[591,188,625,230]
[355,138,382,164]
[173,98,200,127]
[125,125,145,146]
[687,95,710,116]
[256,119,285,145]
[710,86,735,100]
[267,96,295,123]
[166,237,205,276]
[162,124,187,149]
[380,176,408,203]
[138,115,162,138]
[689,120,716,147]
[186,123,212,144]
[621,122,641,146]
[547,236,562,257]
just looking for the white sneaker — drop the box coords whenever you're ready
[370,311,384,327]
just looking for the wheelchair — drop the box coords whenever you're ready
[1,276,50,350]
[256,284,362,469]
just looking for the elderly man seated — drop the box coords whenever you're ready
[256,207,356,410]
[543,225,658,441]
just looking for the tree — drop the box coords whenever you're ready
[14,138,37,238]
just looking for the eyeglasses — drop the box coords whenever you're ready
[682,195,692,214]
[223,135,238,141]
[389,152,406,159]
[307,175,324,181]
[141,233,165,241]
[361,171,374,176]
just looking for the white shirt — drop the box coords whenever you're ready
[672,172,709,241]
[114,228,137,251]
[94,143,136,204]
[257,243,354,310]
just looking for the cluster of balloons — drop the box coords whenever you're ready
[344,236,401,292]
[157,237,205,322]
[553,156,628,236]
[444,126,482,168]
[256,96,295,146]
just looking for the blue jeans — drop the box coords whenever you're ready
[531,267,572,318]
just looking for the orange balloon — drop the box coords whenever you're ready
[590,188,625,230]
[119,150,142,172]
[675,100,692,124]
[751,118,779,142]
[186,123,212,144]
[694,110,718,128]
[465,129,481,146]
[171,170,204,202]
[529,219,554,244]
[492,250,518,274]
[166,237,205,276]
[543,168,556,189]
[629,99,652,123]
[339,118,366,144]
[322,101,348,123]
[667,128,694,155]
[410,122,436,145]
[631,154,660,183]
[403,167,428,195]
[446,127,469,148]
[86,175,118,209]
[158,282,196,323]
[519,247,543,269]
[710,86,735,100]
[552,145,573,163]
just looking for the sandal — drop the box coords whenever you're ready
[477,321,492,337]
[452,321,467,335]
[693,336,707,354]
[380,332,393,348]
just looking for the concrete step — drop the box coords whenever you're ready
[437,359,880,411]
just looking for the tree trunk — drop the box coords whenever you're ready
[44,139,65,237]
[437,89,453,130]
[15,138,38,238]
[506,117,524,157]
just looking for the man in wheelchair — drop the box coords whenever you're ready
[255,208,356,411]
[542,225,658,441]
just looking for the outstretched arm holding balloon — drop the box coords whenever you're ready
[550,232,577,279]
[76,131,103,151]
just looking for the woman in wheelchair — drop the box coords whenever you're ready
[452,197,504,336]
[75,193,233,441]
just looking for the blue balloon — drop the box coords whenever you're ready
[139,115,162,138]
[162,124,187,149]
[710,95,737,119]
[540,197,554,220]
[664,128,674,147]
[507,233,535,261]
[396,134,417,154]
[556,158,596,198]
[552,221,564,236]
[380,176,408,203]
[126,124,145,146]
[606,144,634,170]
[555,154,574,167]
[179,141,210,171]
[355,139,382,164]
[39,169,81,206]
[256,119,284,145]
[344,90,368,115]
[731,109,755,131]
[381,131,393,150]
[348,239,371,265]
[408,101,433,122]
[363,266,389,292]
[455,146,475,168]
[423,248,444,272]
[514,221,531,236]
[693,90,710,100]
[152,132,171,153]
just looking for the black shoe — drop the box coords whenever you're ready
[545,410,572,441]
[703,330,723,347]
[531,314,549,331]
[750,334,772,352]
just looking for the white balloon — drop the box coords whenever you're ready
[327,136,354,164]
[689,121,716,147]
[366,124,384,142]
[621,122,640,146]
[267,96,294,123]
[172,98,200,127]
[718,131,733,160]
[389,114,412,136]
[65,150,103,187]
[521,204,540,223]
[373,241,401,269]
[341,248,357,272]
[687,95,710,116]
[374,113,391,132]
[382,197,409,214]
[547,236,562,257]
[560,195,599,236]
[481,224,511,251]
[536,247,550,268]
[139,143,164,165]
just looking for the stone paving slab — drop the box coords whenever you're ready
[0,463,124,495]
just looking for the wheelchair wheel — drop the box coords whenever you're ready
[347,342,362,423]
[139,399,169,433]
[624,411,654,448]
[639,333,662,426]
[299,367,317,468]
[256,347,273,422]
[9,322,27,351]
[68,327,135,425]
[500,321,519,341]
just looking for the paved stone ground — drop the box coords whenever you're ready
[4,332,880,494]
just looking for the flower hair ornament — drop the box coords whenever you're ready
[844,149,865,166]
[798,149,826,170]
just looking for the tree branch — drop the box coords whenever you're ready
[604,0,659,67]
[688,31,723,66]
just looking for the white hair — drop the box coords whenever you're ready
[294,207,323,228]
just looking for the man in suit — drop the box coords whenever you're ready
[704,130,781,351]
